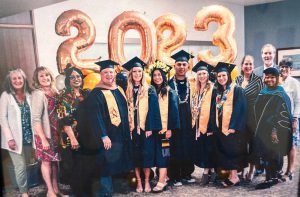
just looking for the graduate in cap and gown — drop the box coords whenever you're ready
[254,67,293,189]
[212,62,247,187]
[168,50,196,186]
[74,60,133,197]
[149,60,180,192]
[190,61,217,185]
[123,57,162,193]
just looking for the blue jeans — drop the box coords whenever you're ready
[99,176,113,196]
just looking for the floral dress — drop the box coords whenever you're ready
[35,94,61,161]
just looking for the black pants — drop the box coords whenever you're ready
[168,160,194,180]
[264,153,283,180]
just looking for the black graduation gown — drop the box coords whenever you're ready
[132,85,162,168]
[76,87,133,177]
[253,89,293,162]
[154,88,180,168]
[214,86,248,170]
[168,78,195,179]
[193,90,217,169]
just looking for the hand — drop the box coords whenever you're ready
[145,131,152,138]
[292,119,298,133]
[228,129,235,134]
[8,139,17,150]
[70,138,79,150]
[41,139,50,150]
[271,131,279,144]
[102,137,112,150]
[165,130,172,139]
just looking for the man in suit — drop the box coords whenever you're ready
[254,43,279,78]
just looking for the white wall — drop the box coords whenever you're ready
[34,0,244,76]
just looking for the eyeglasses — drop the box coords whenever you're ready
[69,75,81,80]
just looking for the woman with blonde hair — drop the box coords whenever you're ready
[31,66,67,197]
[0,68,34,197]
[190,61,217,185]
[123,57,162,193]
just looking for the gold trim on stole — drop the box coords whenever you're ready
[101,89,122,127]
[158,88,169,134]
[128,87,149,132]
[216,84,235,136]
[191,83,213,134]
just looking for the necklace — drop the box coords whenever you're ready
[216,84,231,111]
[173,77,189,104]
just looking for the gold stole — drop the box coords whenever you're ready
[216,84,235,136]
[158,88,169,134]
[101,87,125,127]
[128,87,149,132]
[191,84,213,134]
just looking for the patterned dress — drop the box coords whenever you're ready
[35,94,61,161]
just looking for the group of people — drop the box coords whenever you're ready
[0,43,299,197]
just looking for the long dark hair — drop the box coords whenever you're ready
[64,66,84,92]
[151,68,168,97]
[215,71,232,93]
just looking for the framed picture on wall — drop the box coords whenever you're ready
[277,47,300,77]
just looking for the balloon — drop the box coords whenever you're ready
[231,66,239,81]
[108,11,157,66]
[194,5,237,66]
[116,71,128,91]
[145,72,151,85]
[55,74,66,91]
[154,13,187,66]
[83,73,101,89]
[55,9,101,74]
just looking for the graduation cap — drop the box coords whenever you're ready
[171,50,194,63]
[213,62,236,74]
[122,56,146,71]
[192,61,213,73]
[149,60,172,75]
[95,60,119,71]
[263,67,279,77]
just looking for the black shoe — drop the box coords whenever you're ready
[255,179,278,190]
[183,175,196,183]
[210,172,217,183]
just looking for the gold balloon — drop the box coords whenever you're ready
[154,13,187,66]
[83,73,101,90]
[108,11,157,66]
[145,72,152,85]
[194,5,237,66]
[231,66,239,81]
[55,9,101,74]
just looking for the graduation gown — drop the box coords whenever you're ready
[169,78,194,173]
[214,85,248,170]
[253,86,293,161]
[131,85,162,168]
[76,87,133,177]
[191,84,217,169]
[155,87,180,168]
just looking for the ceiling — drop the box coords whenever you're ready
[0,0,285,18]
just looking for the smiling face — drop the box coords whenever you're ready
[100,68,115,86]
[152,69,163,86]
[10,71,24,91]
[217,71,229,87]
[37,70,52,88]
[261,45,275,67]
[242,56,254,76]
[264,74,278,88]
[197,70,209,84]
[132,67,143,84]
[69,70,82,89]
[174,61,189,77]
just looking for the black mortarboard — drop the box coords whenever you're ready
[213,62,236,74]
[95,60,119,71]
[122,56,146,71]
[171,50,194,63]
[263,67,279,77]
[192,61,213,73]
